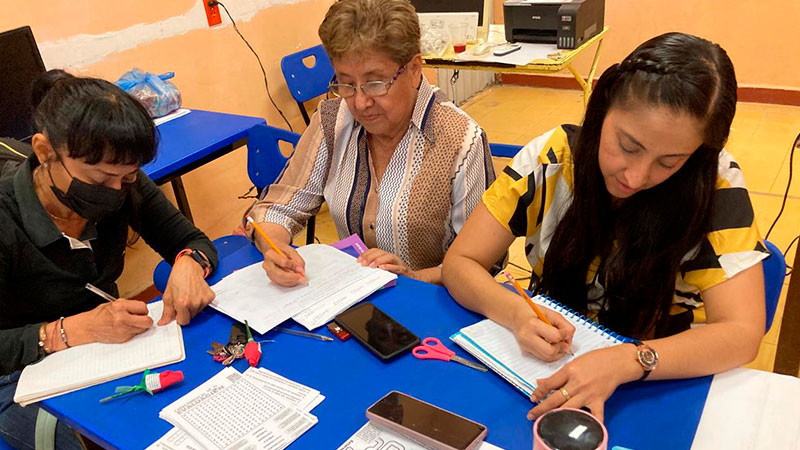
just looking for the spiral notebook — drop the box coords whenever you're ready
[450,294,633,396]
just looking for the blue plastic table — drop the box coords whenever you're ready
[41,244,712,449]
[142,110,265,222]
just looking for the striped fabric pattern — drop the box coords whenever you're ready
[482,125,768,320]
[250,78,495,271]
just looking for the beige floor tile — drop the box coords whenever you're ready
[767,139,800,197]
[764,288,788,345]
[743,341,776,373]
[750,194,800,266]
[727,136,788,194]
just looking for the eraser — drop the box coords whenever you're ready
[327,322,351,341]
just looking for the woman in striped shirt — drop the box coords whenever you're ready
[443,33,767,422]
[248,0,494,286]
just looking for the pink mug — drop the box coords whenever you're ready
[533,408,608,450]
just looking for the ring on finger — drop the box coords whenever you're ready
[560,387,571,401]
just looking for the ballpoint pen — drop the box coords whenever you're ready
[85,283,117,303]
[277,327,334,342]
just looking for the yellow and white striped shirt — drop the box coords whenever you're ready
[483,125,768,325]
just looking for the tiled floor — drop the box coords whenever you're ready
[119,84,800,374]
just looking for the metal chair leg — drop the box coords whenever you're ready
[34,409,57,450]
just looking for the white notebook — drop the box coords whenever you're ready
[451,295,630,396]
[14,301,184,406]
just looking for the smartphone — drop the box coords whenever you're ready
[492,43,521,56]
[335,302,419,360]
[366,391,488,450]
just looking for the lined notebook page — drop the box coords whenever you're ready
[452,295,623,395]
[15,301,184,406]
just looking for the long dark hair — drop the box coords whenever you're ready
[536,33,738,339]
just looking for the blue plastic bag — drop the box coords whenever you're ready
[116,68,182,118]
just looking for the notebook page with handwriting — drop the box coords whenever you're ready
[15,301,184,406]
[451,294,628,396]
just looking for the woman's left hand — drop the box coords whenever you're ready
[527,344,640,423]
[159,255,216,326]
[357,248,415,278]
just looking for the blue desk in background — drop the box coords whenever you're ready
[41,244,712,449]
[142,110,265,222]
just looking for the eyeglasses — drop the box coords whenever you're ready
[328,65,407,98]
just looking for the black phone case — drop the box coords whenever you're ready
[335,302,420,361]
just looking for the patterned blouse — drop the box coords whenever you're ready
[250,78,495,271]
[483,125,768,328]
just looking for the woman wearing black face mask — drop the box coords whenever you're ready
[0,70,218,449]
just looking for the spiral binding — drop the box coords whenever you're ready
[532,293,636,344]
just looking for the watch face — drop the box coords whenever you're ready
[637,347,658,370]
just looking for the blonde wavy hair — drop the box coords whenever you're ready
[318,0,421,66]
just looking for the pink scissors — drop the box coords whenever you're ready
[412,337,487,372]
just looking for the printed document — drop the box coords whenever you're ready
[211,244,396,333]
[157,367,318,450]
[150,367,323,450]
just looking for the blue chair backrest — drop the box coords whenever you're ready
[246,124,301,190]
[489,143,522,158]
[153,235,251,292]
[280,45,334,104]
[762,240,786,332]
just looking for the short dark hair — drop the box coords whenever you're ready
[538,33,738,338]
[31,69,158,166]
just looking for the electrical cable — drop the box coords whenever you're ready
[765,131,800,240]
[210,1,293,131]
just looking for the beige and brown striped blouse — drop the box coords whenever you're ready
[250,78,495,271]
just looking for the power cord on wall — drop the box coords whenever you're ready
[209,1,293,131]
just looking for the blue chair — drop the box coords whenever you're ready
[246,124,300,191]
[489,142,523,158]
[153,124,306,291]
[280,45,334,126]
[247,124,315,245]
[762,240,786,332]
[153,235,251,292]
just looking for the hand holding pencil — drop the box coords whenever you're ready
[504,271,575,360]
[248,217,307,287]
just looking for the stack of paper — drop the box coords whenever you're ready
[338,422,504,450]
[14,301,184,406]
[211,244,397,333]
[151,366,323,450]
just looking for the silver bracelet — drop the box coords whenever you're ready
[58,316,70,348]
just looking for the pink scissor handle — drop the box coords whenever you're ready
[412,337,454,361]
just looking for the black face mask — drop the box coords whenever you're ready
[46,157,130,221]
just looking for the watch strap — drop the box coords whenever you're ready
[175,249,211,278]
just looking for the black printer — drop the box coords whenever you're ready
[503,0,605,49]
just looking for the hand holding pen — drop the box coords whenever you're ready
[504,272,576,361]
[83,283,153,343]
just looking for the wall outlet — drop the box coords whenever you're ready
[203,1,222,27]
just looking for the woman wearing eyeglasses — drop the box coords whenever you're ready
[247,0,495,286]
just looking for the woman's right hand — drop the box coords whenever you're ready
[86,299,154,343]
[261,242,307,287]
[511,306,575,362]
